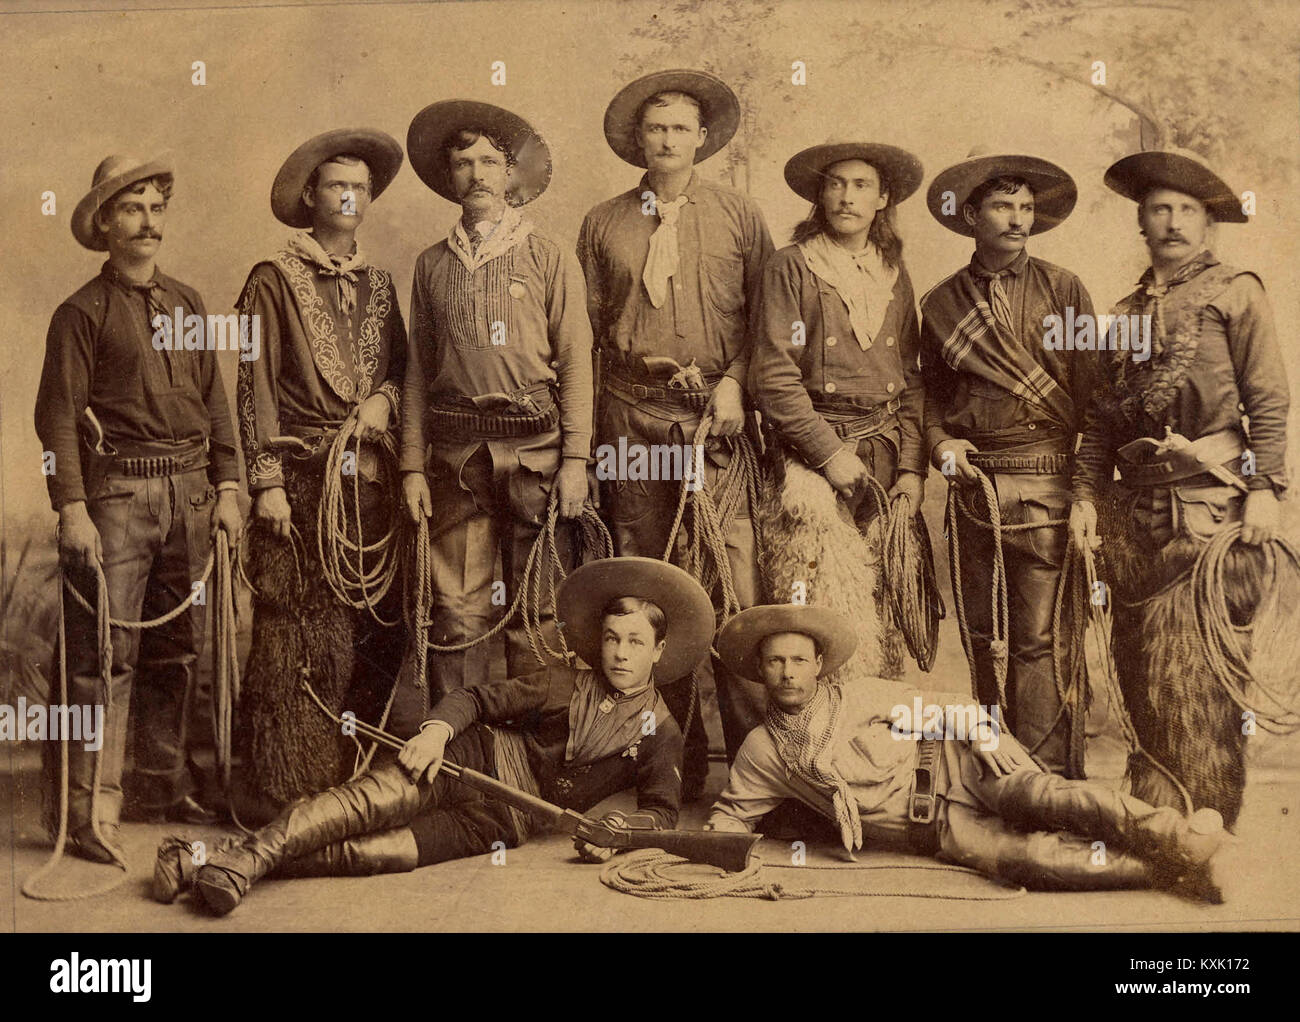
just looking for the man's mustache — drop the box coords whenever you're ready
[133,231,162,240]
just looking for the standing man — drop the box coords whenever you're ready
[749,140,927,677]
[36,153,242,861]
[919,149,1096,776]
[236,129,408,813]
[1070,149,1290,827]
[401,100,592,701]
[578,70,775,790]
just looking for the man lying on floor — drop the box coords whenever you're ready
[705,604,1227,901]
[154,557,715,915]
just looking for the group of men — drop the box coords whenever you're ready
[36,67,1287,906]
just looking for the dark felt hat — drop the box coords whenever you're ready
[270,128,404,228]
[556,557,715,684]
[717,604,857,684]
[927,146,1077,236]
[1103,147,1247,223]
[603,69,741,168]
[72,152,174,251]
[406,100,552,205]
[784,140,924,204]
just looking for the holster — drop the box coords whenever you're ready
[1115,428,1247,492]
[906,738,943,856]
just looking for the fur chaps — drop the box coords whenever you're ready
[238,458,404,810]
[1096,486,1279,829]
[756,454,904,682]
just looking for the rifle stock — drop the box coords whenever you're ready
[614,827,762,873]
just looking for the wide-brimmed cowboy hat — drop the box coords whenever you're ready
[271,128,404,228]
[717,605,857,684]
[784,141,924,205]
[406,100,552,205]
[927,147,1077,236]
[603,69,741,168]
[556,557,714,684]
[72,152,174,251]
[1103,148,1247,223]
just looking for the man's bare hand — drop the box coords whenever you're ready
[58,501,102,573]
[555,457,587,519]
[822,446,869,501]
[705,377,746,438]
[353,393,392,443]
[1068,499,1101,552]
[932,438,980,485]
[402,472,432,523]
[398,723,450,784]
[1240,488,1279,545]
[888,470,925,508]
[211,490,243,545]
[970,724,1040,778]
[252,486,292,540]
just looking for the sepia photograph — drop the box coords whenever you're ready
[1,0,1297,976]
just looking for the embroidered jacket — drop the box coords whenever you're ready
[235,249,407,492]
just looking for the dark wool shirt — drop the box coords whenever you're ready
[578,171,774,387]
[919,249,1097,454]
[748,243,926,472]
[425,664,683,829]
[35,262,240,510]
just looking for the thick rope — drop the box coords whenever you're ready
[659,415,763,736]
[23,554,129,900]
[1190,525,1300,735]
[317,416,402,626]
[883,492,945,672]
[601,848,1026,901]
[405,489,612,663]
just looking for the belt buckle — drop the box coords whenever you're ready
[908,766,936,824]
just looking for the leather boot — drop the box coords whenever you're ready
[152,835,240,904]
[275,827,419,878]
[995,830,1154,891]
[195,764,423,916]
[995,770,1225,883]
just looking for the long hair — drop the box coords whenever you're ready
[790,172,905,268]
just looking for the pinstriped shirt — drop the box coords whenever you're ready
[401,222,594,468]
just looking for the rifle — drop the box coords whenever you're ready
[302,682,761,873]
[439,757,761,873]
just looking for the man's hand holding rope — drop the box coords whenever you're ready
[932,438,981,485]
[556,456,588,519]
[1068,499,1101,552]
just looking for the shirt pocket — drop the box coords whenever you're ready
[700,253,745,317]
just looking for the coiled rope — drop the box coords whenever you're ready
[317,416,402,626]
[660,415,763,735]
[944,467,1090,772]
[404,488,613,690]
[600,848,1026,901]
[882,490,946,672]
[1189,524,1300,736]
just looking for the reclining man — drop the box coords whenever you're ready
[706,604,1228,900]
[154,557,714,915]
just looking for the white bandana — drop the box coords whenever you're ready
[284,230,368,317]
[798,232,898,350]
[449,204,534,273]
[642,194,690,308]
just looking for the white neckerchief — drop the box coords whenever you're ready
[798,232,898,350]
[284,230,368,317]
[449,204,533,272]
[641,193,691,308]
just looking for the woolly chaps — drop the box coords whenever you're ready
[1095,487,1284,829]
[756,455,904,683]
[238,458,405,812]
